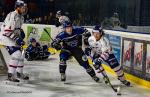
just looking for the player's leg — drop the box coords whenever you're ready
[40,45,50,59]
[25,52,37,61]
[105,54,130,86]
[40,52,51,60]
[6,47,21,82]
[42,45,49,52]
[25,52,31,61]
[59,50,70,81]
[92,54,109,83]
[71,48,100,82]
[16,50,29,80]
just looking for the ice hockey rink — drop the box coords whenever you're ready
[0,49,150,97]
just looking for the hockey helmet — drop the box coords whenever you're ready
[63,21,72,28]
[15,0,25,9]
[92,25,104,34]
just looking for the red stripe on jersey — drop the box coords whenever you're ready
[4,29,13,32]
[17,66,24,68]
[9,65,17,68]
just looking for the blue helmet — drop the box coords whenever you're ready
[15,0,25,9]
[92,25,104,34]
[63,21,72,28]
[30,38,36,43]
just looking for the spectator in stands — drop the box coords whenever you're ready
[38,17,42,24]
[101,17,113,29]
[47,12,54,25]
[25,14,33,23]
[110,12,121,27]
[43,15,48,24]
[35,17,39,24]
[32,18,35,24]
[0,11,5,22]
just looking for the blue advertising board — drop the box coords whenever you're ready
[105,34,121,63]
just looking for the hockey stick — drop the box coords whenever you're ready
[101,71,117,92]
[43,28,54,41]
[88,54,121,95]
[43,28,57,54]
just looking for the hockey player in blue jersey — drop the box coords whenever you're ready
[25,38,51,61]
[51,21,100,82]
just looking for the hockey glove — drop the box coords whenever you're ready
[51,42,62,50]
[16,38,25,46]
[85,47,91,56]
[83,37,90,45]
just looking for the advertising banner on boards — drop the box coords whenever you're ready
[123,40,132,67]
[105,34,121,63]
[122,38,150,81]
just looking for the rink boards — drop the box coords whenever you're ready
[0,22,150,88]
[22,24,150,88]
[88,28,150,88]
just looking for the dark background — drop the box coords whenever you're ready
[0,0,150,26]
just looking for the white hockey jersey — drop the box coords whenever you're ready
[88,36,112,56]
[0,11,24,46]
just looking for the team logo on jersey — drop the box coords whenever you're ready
[67,40,78,47]
[82,55,88,61]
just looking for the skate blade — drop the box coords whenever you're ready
[96,79,103,83]
[19,79,29,84]
[60,80,66,84]
[4,80,23,86]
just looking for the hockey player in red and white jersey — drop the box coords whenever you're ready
[84,26,131,86]
[0,0,29,82]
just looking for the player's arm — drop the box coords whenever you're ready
[84,36,94,56]
[51,34,62,50]
[82,28,91,44]
[26,45,35,53]
[36,43,43,52]
[3,13,25,46]
[76,27,89,35]
[99,37,112,60]
[74,27,91,45]
[4,12,17,33]
[102,37,112,53]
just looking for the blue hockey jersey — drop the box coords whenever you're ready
[54,27,86,49]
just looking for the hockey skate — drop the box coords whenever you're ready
[92,76,101,83]
[121,80,131,86]
[17,72,29,83]
[61,73,66,82]
[118,77,131,86]
[4,73,22,86]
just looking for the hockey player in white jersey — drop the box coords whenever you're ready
[0,0,29,83]
[84,26,130,86]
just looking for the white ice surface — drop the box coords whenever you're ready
[0,52,150,97]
